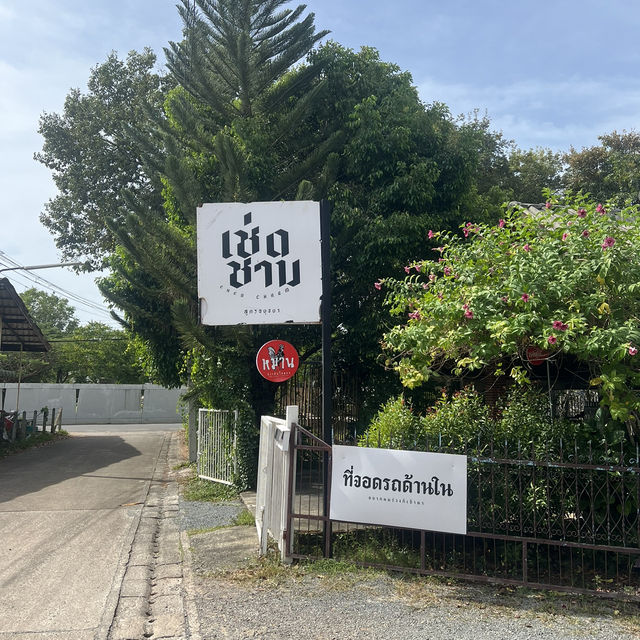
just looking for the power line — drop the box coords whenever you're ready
[0,251,115,321]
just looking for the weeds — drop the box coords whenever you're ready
[0,431,69,459]
[178,464,238,502]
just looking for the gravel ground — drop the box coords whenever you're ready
[184,502,640,640]
[179,497,245,532]
[192,572,640,640]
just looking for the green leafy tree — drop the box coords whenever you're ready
[55,322,147,384]
[381,195,640,427]
[19,288,79,337]
[5,288,147,384]
[37,1,531,470]
[35,49,171,267]
[564,130,640,207]
[507,147,564,203]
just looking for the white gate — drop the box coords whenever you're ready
[197,409,238,485]
[255,406,297,560]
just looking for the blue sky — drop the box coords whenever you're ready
[1,0,640,323]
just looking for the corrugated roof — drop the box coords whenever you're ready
[0,278,50,352]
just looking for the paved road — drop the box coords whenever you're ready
[0,424,182,640]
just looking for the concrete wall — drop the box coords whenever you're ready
[0,383,187,424]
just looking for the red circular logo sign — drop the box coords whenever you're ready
[526,346,550,366]
[256,340,299,382]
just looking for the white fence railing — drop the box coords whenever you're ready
[197,409,238,485]
[255,406,297,560]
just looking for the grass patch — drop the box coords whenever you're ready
[177,464,239,502]
[232,508,255,526]
[0,431,69,459]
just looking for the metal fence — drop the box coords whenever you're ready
[197,409,238,485]
[286,425,640,600]
[274,362,360,443]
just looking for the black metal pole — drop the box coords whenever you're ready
[320,199,332,447]
[320,199,332,556]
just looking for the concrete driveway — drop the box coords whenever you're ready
[0,424,181,640]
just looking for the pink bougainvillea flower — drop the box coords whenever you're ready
[521,293,530,302]
[582,230,590,237]
[577,208,587,218]
[464,309,474,319]
[408,311,421,320]
[523,243,531,252]
[374,281,382,290]
[629,346,638,356]
[498,219,505,228]
[548,335,557,345]
[428,230,434,239]
[444,267,452,276]
[562,232,569,241]
[596,203,605,214]
[602,236,615,250]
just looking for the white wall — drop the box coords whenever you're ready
[0,383,187,424]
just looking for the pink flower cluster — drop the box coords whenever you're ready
[462,303,473,319]
[552,320,568,331]
[408,311,421,320]
[463,222,478,238]
[630,346,638,356]
[577,208,587,218]
[601,236,615,250]
[521,293,531,303]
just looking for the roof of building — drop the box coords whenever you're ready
[0,278,50,352]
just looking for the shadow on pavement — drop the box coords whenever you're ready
[0,434,144,505]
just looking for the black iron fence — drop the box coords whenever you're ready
[287,425,640,600]
[275,362,361,443]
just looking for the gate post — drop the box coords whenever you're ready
[188,397,198,463]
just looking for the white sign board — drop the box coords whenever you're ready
[197,201,322,325]
[330,445,467,534]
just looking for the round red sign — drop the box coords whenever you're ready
[526,346,551,366]
[256,340,300,382]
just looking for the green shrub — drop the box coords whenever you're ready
[420,387,493,448]
[358,396,421,449]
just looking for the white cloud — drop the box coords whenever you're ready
[416,75,640,152]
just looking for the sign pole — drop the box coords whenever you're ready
[320,199,332,447]
[320,199,332,555]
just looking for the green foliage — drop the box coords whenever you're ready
[19,288,79,337]
[381,194,640,426]
[358,396,420,449]
[35,50,170,267]
[0,288,147,384]
[361,387,580,455]
[420,387,493,447]
[564,130,640,207]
